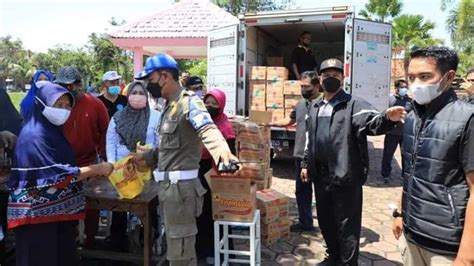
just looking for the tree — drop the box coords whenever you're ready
[443,0,474,74]
[358,0,403,22]
[213,0,284,16]
[0,36,31,89]
[392,14,443,79]
[87,33,133,85]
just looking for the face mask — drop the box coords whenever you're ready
[35,80,50,88]
[196,90,203,98]
[399,88,408,97]
[128,94,147,109]
[36,97,71,126]
[108,85,120,96]
[410,75,447,105]
[146,75,163,99]
[301,88,315,99]
[322,77,341,93]
[206,106,220,118]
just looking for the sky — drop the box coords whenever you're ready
[0,0,452,53]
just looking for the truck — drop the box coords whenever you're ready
[207,6,392,158]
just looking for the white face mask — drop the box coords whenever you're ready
[35,80,50,88]
[410,74,447,105]
[35,97,71,126]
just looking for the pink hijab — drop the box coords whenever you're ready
[202,89,236,160]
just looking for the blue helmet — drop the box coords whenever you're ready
[135,53,179,80]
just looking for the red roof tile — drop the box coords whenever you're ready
[109,0,239,39]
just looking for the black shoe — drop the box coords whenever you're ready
[290,223,317,232]
[380,176,391,184]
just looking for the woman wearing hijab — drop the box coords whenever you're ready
[0,87,22,264]
[20,69,54,121]
[7,83,113,266]
[196,88,236,262]
[105,81,160,249]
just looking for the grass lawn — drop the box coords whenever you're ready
[8,91,25,111]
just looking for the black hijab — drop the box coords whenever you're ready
[0,88,22,135]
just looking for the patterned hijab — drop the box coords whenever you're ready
[113,81,150,152]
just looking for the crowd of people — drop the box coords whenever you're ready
[0,45,473,266]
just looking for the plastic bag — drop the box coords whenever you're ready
[108,156,147,199]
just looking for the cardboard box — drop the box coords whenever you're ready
[267,57,284,66]
[266,80,284,94]
[238,148,271,163]
[283,80,301,95]
[267,169,273,188]
[249,81,266,99]
[266,67,289,81]
[249,110,272,124]
[250,66,266,80]
[261,218,291,245]
[237,142,271,163]
[254,178,269,191]
[240,162,269,181]
[266,108,285,122]
[250,105,266,112]
[211,175,256,222]
[249,81,266,109]
[266,81,284,108]
[284,95,301,109]
[236,122,271,145]
[261,217,290,235]
[257,189,290,211]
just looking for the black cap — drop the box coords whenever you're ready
[185,76,203,87]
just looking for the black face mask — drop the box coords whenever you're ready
[301,88,315,99]
[322,77,341,93]
[206,106,220,118]
[146,81,162,98]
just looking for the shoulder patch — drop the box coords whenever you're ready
[188,97,213,131]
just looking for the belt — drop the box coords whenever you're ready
[153,169,198,183]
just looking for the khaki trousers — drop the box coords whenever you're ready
[158,178,207,266]
[399,234,454,266]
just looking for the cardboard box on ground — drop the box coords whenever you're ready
[257,189,291,245]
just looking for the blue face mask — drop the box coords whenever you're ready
[399,88,408,96]
[108,86,120,96]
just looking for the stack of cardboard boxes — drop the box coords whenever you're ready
[249,66,302,122]
[257,189,290,245]
[229,117,273,190]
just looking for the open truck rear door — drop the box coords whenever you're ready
[351,19,392,111]
[207,24,239,115]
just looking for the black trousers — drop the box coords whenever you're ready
[295,159,314,227]
[381,134,403,178]
[315,180,363,265]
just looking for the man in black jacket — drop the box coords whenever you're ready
[301,58,406,265]
[392,47,474,266]
[270,71,321,232]
[380,79,412,184]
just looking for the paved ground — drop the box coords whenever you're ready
[237,135,404,266]
[2,136,402,266]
